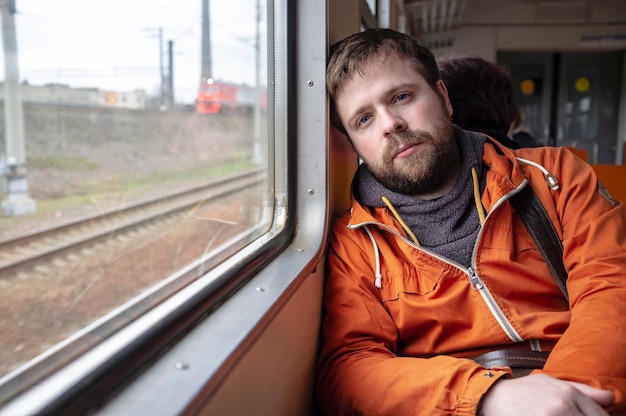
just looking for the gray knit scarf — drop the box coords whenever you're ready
[356,126,487,267]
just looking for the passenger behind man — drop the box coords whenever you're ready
[437,54,538,149]
[317,28,626,415]
[511,111,540,148]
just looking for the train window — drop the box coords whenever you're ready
[0,0,283,410]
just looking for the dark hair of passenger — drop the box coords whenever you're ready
[437,54,519,138]
[327,28,440,135]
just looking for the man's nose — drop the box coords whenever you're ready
[382,109,407,136]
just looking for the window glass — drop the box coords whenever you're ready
[0,0,270,396]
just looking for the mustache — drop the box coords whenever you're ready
[385,129,435,156]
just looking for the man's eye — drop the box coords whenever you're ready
[357,115,370,126]
[396,93,409,102]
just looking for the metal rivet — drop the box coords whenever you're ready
[174,362,189,371]
[307,189,314,195]
[256,286,265,292]
[484,371,493,377]
[307,80,314,86]
[297,248,304,252]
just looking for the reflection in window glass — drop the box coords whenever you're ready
[0,0,270,394]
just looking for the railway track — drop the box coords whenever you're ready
[0,169,265,275]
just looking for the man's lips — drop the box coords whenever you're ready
[393,142,422,160]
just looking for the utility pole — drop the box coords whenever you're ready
[1,0,36,216]
[251,0,263,165]
[167,39,174,106]
[158,27,165,110]
[200,0,212,84]
[143,27,166,110]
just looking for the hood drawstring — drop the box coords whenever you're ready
[471,167,487,225]
[363,226,383,289]
[381,196,420,246]
[369,167,485,289]
[516,157,560,190]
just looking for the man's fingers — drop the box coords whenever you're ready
[568,381,615,407]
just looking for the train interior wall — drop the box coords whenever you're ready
[189,264,325,416]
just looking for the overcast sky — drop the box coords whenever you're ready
[0,0,266,103]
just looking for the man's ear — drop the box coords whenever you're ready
[435,79,453,117]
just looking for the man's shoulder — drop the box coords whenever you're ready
[330,207,356,233]
[330,201,377,238]
[513,144,576,165]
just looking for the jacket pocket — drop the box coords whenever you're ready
[379,264,447,302]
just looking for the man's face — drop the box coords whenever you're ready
[334,53,458,197]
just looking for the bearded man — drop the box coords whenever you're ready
[316,28,626,416]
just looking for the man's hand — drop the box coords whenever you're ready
[479,374,615,416]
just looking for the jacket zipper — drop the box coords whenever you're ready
[467,267,523,342]
[470,181,527,342]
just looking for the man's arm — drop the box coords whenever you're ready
[536,148,626,397]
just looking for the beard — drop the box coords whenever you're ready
[367,113,459,196]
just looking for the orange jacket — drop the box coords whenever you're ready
[316,139,626,415]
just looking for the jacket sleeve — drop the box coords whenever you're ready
[315,218,508,416]
[535,147,626,413]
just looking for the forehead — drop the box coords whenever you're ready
[335,54,427,109]
[341,51,425,87]
[340,51,416,85]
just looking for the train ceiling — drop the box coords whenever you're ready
[400,0,590,49]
